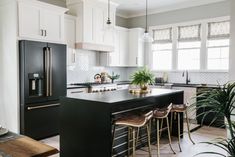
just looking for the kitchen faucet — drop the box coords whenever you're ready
[182,70,190,85]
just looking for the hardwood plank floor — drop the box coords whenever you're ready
[41,126,227,157]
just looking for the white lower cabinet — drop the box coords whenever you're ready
[172,87,197,122]
[100,27,144,67]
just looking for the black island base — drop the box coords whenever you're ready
[60,88,184,157]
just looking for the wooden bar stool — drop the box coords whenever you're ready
[112,111,153,157]
[153,103,176,157]
[170,103,195,152]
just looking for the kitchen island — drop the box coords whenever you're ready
[60,88,183,157]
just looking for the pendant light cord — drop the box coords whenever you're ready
[107,0,111,24]
[145,0,148,33]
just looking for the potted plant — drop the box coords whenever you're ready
[131,67,154,92]
[193,82,235,156]
[108,72,120,83]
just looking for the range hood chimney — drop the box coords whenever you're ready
[66,0,118,52]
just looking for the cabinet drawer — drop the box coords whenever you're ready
[67,88,88,96]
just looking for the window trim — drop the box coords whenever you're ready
[149,16,230,72]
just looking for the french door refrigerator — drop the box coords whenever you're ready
[19,40,66,140]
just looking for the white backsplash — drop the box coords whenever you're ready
[126,68,229,85]
[67,49,128,83]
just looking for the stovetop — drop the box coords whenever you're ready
[70,82,116,87]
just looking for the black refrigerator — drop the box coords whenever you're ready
[19,40,66,140]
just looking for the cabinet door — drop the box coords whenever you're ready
[64,15,76,48]
[103,10,115,46]
[119,29,129,66]
[18,3,43,39]
[42,10,64,42]
[93,7,105,44]
[128,28,144,67]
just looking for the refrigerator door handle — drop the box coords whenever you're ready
[49,47,53,96]
[44,47,50,97]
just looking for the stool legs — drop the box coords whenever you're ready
[166,117,176,154]
[146,124,152,157]
[177,113,182,152]
[156,119,160,157]
[159,119,163,138]
[132,128,136,157]
[185,111,195,145]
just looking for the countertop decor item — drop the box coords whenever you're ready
[131,67,154,93]
[108,72,120,83]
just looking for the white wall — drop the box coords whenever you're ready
[126,1,230,28]
[0,0,19,133]
[229,0,235,81]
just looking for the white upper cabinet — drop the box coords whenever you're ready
[100,27,145,67]
[64,15,76,48]
[18,3,42,40]
[128,28,145,67]
[64,15,77,66]
[18,0,68,43]
[66,0,117,52]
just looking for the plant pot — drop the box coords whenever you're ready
[140,84,148,91]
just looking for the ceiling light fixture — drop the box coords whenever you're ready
[105,0,114,31]
[140,0,153,43]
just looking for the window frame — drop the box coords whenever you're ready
[149,16,230,72]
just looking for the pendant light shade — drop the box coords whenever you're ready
[140,0,153,43]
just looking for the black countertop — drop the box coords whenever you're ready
[66,88,183,104]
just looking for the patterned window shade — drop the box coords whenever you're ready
[178,24,201,41]
[153,28,172,43]
[208,21,230,39]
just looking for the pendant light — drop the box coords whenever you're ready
[104,0,114,31]
[141,0,153,42]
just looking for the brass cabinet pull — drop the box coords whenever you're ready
[27,103,60,110]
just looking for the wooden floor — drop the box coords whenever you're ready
[41,126,227,157]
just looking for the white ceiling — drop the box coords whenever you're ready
[111,0,227,18]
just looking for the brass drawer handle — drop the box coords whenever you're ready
[27,103,60,110]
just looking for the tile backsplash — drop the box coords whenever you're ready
[67,50,229,85]
[126,68,229,85]
[67,49,128,83]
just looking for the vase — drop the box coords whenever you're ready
[140,84,148,91]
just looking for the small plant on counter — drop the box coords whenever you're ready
[131,67,154,91]
[193,82,235,156]
[108,72,120,83]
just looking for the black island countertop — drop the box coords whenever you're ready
[67,88,183,104]
[60,88,184,157]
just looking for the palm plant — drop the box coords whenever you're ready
[131,67,154,90]
[194,82,235,156]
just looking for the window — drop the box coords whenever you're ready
[177,24,201,70]
[152,28,172,70]
[150,17,230,71]
[207,21,230,70]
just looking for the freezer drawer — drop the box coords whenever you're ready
[20,102,60,140]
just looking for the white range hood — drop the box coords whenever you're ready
[66,0,118,52]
